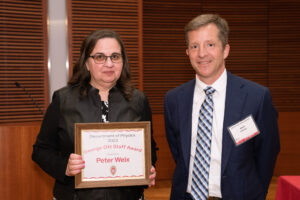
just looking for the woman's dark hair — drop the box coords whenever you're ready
[68,29,134,100]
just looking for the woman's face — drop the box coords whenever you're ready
[86,38,123,90]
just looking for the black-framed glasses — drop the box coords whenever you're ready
[89,53,122,64]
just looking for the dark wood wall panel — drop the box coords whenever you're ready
[203,0,269,86]
[269,0,300,111]
[0,125,53,199]
[274,112,300,175]
[152,114,175,179]
[143,0,201,113]
[0,0,48,124]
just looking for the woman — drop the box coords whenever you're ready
[32,29,157,200]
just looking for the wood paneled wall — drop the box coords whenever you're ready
[269,1,300,111]
[274,112,300,175]
[143,0,199,113]
[0,125,53,199]
[0,0,49,124]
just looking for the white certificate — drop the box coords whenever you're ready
[74,122,151,188]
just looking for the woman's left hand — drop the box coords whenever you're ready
[148,166,156,187]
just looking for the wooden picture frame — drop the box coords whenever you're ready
[74,121,151,189]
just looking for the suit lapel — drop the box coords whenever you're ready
[221,72,248,174]
[175,74,247,173]
[178,79,195,169]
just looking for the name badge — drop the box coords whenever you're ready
[228,115,260,146]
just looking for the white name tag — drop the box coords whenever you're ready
[228,115,260,145]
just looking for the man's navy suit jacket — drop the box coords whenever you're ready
[164,71,280,200]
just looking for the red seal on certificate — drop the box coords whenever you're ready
[110,165,116,175]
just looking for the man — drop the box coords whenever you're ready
[164,14,280,200]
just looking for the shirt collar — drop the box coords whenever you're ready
[195,69,227,94]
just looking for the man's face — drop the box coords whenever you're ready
[186,23,230,85]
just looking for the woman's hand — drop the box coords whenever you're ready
[148,166,156,187]
[65,153,85,176]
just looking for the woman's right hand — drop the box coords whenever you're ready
[65,153,85,176]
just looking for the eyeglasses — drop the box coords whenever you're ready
[89,53,122,64]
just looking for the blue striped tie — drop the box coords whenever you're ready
[191,86,215,200]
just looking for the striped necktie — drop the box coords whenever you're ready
[191,86,215,200]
